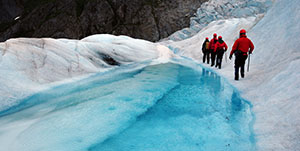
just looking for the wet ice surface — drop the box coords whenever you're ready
[90,65,255,151]
[0,63,255,151]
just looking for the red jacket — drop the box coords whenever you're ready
[214,41,228,53]
[230,35,254,55]
[209,38,218,50]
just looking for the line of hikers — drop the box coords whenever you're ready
[202,29,254,80]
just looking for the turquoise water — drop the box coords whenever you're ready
[90,65,256,151]
[0,63,255,151]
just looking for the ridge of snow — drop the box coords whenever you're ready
[0,35,174,112]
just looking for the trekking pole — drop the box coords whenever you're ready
[225,52,228,63]
[247,53,251,72]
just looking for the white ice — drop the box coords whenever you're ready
[0,0,299,150]
[166,0,273,41]
[164,0,300,150]
[0,34,172,111]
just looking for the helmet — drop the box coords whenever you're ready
[218,36,222,39]
[240,29,246,34]
[206,37,209,40]
[213,33,217,37]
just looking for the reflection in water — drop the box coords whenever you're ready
[231,91,243,112]
[229,90,245,137]
[201,68,222,96]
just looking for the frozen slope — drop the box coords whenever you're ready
[167,0,272,41]
[162,16,259,61]
[0,34,162,111]
[165,0,300,150]
[241,0,300,150]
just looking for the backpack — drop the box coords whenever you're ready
[205,42,209,50]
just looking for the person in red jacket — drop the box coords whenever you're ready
[209,33,218,67]
[214,36,228,69]
[229,29,254,80]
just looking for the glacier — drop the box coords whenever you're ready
[0,60,256,151]
[0,34,160,111]
[166,0,273,41]
[164,0,300,150]
[0,33,256,151]
[89,64,255,151]
[0,0,300,150]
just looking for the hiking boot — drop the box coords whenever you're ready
[235,77,239,81]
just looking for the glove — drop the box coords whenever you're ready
[249,51,252,54]
[229,54,232,60]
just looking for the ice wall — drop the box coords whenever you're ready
[0,35,161,111]
[164,0,300,150]
[245,0,300,150]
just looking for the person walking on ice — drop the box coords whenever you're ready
[209,33,218,67]
[214,36,228,69]
[229,29,254,81]
[202,37,210,64]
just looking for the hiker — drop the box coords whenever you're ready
[209,33,218,67]
[229,29,254,80]
[214,36,228,69]
[202,37,210,64]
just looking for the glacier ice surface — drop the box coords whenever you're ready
[0,61,255,151]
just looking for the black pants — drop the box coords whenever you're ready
[216,51,224,69]
[203,51,210,64]
[234,54,248,79]
[211,50,216,66]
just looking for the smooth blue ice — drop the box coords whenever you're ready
[0,62,256,151]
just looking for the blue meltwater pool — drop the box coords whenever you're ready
[0,63,256,151]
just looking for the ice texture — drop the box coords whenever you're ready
[166,0,272,41]
[90,64,255,151]
[1,0,300,150]
[0,35,160,112]
[164,0,300,150]
[0,61,255,151]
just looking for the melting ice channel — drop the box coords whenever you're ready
[0,62,256,151]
